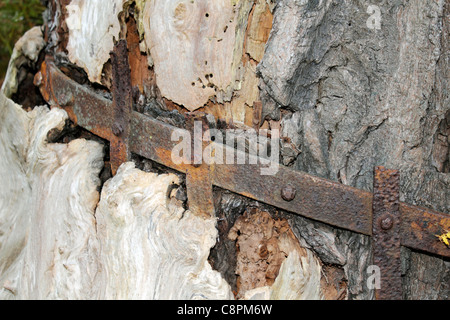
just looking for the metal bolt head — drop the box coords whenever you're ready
[281,185,297,202]
[258,244,268,258]
[379,215,394,230]
[112,122,123,136]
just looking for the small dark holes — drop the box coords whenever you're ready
[205,13,209,17]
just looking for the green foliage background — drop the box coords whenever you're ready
[0,0,45,80]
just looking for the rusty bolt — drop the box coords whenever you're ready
[258,244,269,259]
[281,185,297,202]
[379,215,394,230]
[112,122,123,136]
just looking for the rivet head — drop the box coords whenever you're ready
[281,185,296,202]
[112,122,123,136]
[379,215,394,230]
[258,244,268,258]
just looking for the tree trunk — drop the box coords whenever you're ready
[0,0,448,300]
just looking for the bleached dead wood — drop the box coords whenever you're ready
[0,90,234,299]
[95,162,234,300]
[1,27,45,98]
[228,208,324,300]
[244,250,323,300]
[63,0,274,124]
[65,0,126,83]
[0,86,323,299]
[0,91,104,299]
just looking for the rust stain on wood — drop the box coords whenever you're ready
[126,16,152,94]
[228,208,306,299]
[372,166,402,300]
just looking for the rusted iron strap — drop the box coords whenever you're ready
[110,40,132,175]
[372,167,402,300]
[36,60,113,139]
[36,61,450,258]
[401,203,450,257]
[185,112,215,218]
[212,151,373,235]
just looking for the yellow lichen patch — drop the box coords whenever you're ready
[436,231,450,247]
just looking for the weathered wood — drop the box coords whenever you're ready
[1,0,448,300]
[65,0,126,83]
[0,87,234,299]
[95,163,233,299]
[142,0,240,110]
[1,27,45,99]
[227,208,323,299]
[0,91,104,299]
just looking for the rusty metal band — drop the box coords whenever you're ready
[185,112,215,218]
[36,59,450,259]
[109,39,132,175]
[372,167,402,300]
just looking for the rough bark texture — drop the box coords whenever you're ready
[257,0,450,299]
[0,0,448,300]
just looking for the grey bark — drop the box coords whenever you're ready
[258,0,449,299]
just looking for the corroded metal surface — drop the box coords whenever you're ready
[186,166,215,218]
[212,147,374,235]
[36,61,450,260]
[372,166,402,300]
[110,39,132,175]
[401,203,450,257]
[35,59,114,140]
[185,112,215,218]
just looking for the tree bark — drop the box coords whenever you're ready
[257,0,449,300]
[0,0,448,300]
